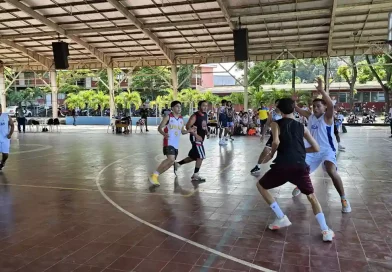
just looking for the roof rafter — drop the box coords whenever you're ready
[3,0,111,67]
[106,0,175,63]
[327,0,338,55]
[216,0,235,30]
[1,40,52,68]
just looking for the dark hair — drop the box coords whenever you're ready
[170,101,181,108]
[313,98,327,105]
[277,98,295,114]
[221,99,227,104]
[198,100,207,108]
[275,99,280,104]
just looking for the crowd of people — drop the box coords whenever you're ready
[148,78,355,242]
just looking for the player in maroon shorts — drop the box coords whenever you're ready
[256,98,335,242]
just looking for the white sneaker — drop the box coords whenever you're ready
[292,187,301,197]
[322,229,335,242]
[338,144,346,151]
[341,199,352,213]
[268,215,292,230]
[219,140,227,146]
[191,174,206,183]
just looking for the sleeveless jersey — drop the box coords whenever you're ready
[163,113,183,149]
[190,111,208,143]
[307,113,336,152]
[219,106,227,120]
[273,118,306,166]
[227,107,234,121]
[0,113,9,139]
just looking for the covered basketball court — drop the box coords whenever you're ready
[1,2,392,271]
[0,0,391,115]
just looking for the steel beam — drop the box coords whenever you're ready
[0,40,53,69]
[328,0,338,55]
[216,0,235,29]
[106,0,175,63]
[4,0,111,67]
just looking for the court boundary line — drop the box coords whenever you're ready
[95,155,275,272]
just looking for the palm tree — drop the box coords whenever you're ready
[179,88,201,115]
[150,95,166,117]
[93,91,109,116]
[65,93,85,110]
[249,89,265,108]
[79,90,96,116]
[115,90,142,116]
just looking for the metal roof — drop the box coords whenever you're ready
[0,0,390,71]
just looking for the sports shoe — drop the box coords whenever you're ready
[341,199,352,213]
[0,163,4,171]
[250,165,261,175]
[268,215,292,230]
[219,140,227,146]
[292,187,301,197]
[338,144,346,151]
[191,174,206,183]
[322,229,335,242]
[148,174,160,187]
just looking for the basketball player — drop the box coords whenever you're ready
[217,100,228,145]
[257,98,334,241]
[292,78,351,213]
[226,101,235,140]
[250,99,282,175]
[175,100,209,182]
[148,101,194,186]
[0,105,14,170]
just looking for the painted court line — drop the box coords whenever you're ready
[12,144,53,154]
[95,155,275,272]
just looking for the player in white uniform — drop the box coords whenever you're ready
[250,99,282,175]
[0,106,14,170]
[149,101,194,186]
[292,78,351,213]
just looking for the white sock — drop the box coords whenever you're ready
[270,202,284,219]
[315,213,329,231]
[153,171,160,176]
[257,164,261,168]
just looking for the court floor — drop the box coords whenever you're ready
[0,126,392,272]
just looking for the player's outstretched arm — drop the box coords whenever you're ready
[315,77,334,122]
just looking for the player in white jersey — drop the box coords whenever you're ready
[250,99,282,175]
[292,78,351,213]
[149,101,194,187]
[0,106,14,170]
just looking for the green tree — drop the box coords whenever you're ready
[92,91,109,116]
[65,93,85,110]
[337,56,358,108]
[115,90,142,116]
[131,67,171,100]
[365,55,391,111]
[177,65,194,90]
[248,61,280,90]
[78,90,96,116]
[178,88,202,115]
[249,89,265,108]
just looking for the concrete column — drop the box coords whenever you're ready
[107,67,115,117]
[243,60,249,111]
[0,63,6,112]
[388,12,392,51]
[171,61,178,99]
[325,57,330,93]
[50,70,58,118]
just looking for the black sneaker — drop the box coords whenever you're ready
[0,163,4,171]
[250,165,261,175]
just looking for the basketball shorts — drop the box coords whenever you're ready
[306,150,337,173]
[219,114,228,128]
[163,145,178,158]
[259,164,314,195]
[0,139,10,154]
[227,120,234,127]
[188,142,206,160]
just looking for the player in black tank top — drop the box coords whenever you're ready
[256,98,335,242]
[175,100,209,183]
